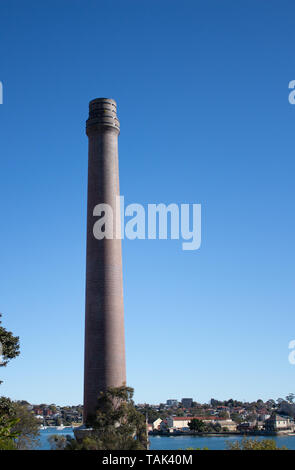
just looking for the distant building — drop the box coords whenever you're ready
[152,418,162,430]
[166,416,237,432]
[264,414,294,432]
[181,398,193,408]
[232,407,245,415]
[216,405,229,411]
[257,413,271,422]
[35,415,44,420]
[166,399,178,407]
[218,420,237,432]
[237,421,256,432]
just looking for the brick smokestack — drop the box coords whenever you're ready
[83,98,126,424]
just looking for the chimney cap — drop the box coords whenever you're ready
[86,98,120,135]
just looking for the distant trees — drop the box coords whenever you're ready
[230,412,243,424]
[136,404,161,424]
[188,421,222,434]
[206,422,221,433]
[188,419,205,433]
[286,393,295,404]
[266,399,276,409]
[190,406,207,417]
[49,404,58,413]
[277,399,295,418]
[247,412,258,422]
[210,398,243,408]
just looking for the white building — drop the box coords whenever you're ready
[166,416,237,432]
[152,418,162,430]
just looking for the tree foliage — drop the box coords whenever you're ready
[70,386,148,450]
[0,314,20,373]
[12,402,40,449]
[48,434,69,450]
[0,416,19,449]
[0,397,40,449]
[188,418,205,433]
[227,437,288,450]
[0,316,38,450]
[286,393,295,404]
[0,314,21,449]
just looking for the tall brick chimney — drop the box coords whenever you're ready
[83,98,126,424]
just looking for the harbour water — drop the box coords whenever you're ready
[37,428,295,450]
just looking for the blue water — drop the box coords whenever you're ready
[37,428,295,450]
[150,434,295,450]
[37,428,74,450]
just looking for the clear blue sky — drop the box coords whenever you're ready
[0,0,295,406]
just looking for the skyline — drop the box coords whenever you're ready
[1,0,295,406]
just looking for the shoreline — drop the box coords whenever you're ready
[150,431,295,438]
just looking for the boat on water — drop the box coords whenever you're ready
[56,424,65,430]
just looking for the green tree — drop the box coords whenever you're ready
[230,412,243,424]
[49,404,58,413]
[0,314,20,384]
[256,399,264,407]
[205,422,221,433]
[0,416,19,449]
[266,399,276,409]
[71,386,148,450]
[286,393,295,404]
[0,315,21,448]
[136,405,160,424]
[227,437,287,450]
[12,403,40,449]
[188,419,205,433]
[48,434,69,450]
[0,398,39,449]
[0,314,38,450]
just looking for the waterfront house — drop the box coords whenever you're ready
[166,416,237,432]
[237,421,255,432]
[217,420,237,432]
[264,414,294,433]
